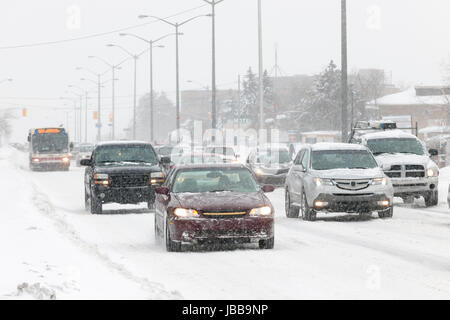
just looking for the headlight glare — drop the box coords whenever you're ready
[313,178,334,186]
[372,177,387,185]
[249,206,272,216]
[173,208,199,218]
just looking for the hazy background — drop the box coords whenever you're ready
[1,0,449,142]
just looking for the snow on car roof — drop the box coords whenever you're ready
[361,130,417,140]
[311,143,367,151]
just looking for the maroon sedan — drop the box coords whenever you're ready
[154,164,275,252]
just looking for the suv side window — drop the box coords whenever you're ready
[301,150,309,169]
[294,150,305,165]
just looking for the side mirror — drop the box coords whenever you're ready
[155,186,169,195]
[429,149,438,156]
[160,156,171,165]
[27,135,31,142]
[69,142,74,150]
[235,154,240,158]
[261,185,275,193]
[80,159,91,166]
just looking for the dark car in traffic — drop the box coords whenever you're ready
[246,147,293,186]
[154,164,275,252]
[81,141,170,214]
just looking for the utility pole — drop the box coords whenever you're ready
[341,0,349,142]
[203,0,225,130]
[258,0,264,131]
[85,92,88,143]
[237,74,241,129]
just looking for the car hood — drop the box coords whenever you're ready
[374,153,431,167]
[173,192,267,211]
[95,164,162,175]
[311,168,384,180]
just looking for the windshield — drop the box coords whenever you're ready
[94,145,158,165]
[311,150,378,170]
[256,149,292,165]
[366,138,424,156]
[172,168,260,193]
[79,145,94,153]
[32,133,69,154]
[206,147,235,157]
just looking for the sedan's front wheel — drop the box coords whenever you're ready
[165,220,182,252]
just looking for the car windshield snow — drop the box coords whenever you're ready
[95,145,158,166]
[366,138,425,156]
[311,150,378,171]
[172,168,260,193]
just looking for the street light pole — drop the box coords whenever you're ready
[107,44,139,140]
[119,33,175,143]
[203,0,224,130]
[88,56,120,140]
[258,0,264,131]
[138,14,211,140]
[341,0,349,142]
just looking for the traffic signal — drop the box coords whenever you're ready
[109,113,113,123]
[22,108,27,117]
[93,111,98,120]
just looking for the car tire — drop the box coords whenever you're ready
[90,188,102,215]
[424,191,438,207]
[84,190,89,211]
[285,189,299,218]
[259,237,274,249]
[301,191,316,221]
[165,219,181,252]
[378,206,394,219]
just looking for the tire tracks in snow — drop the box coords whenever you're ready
[29,177,183,300]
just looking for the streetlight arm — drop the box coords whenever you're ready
[89,56,114,68]
[144,15,177,27]
[153,32,179,44]
[179,14,211,27]
[120,33,150,44]
[108,44,136,58]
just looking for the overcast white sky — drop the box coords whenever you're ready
[1,0,450,141]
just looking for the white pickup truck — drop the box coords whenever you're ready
[357,130,439,207]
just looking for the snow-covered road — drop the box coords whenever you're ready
[1,147,449,299]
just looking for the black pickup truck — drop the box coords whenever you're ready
[81,141,170,214]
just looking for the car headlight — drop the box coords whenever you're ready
[426,167,438,177]
[249,206,272,216]
[313,177,334,186]
[173,208,199,218]
[254,168,264,176]
[62,157,70,163]
[371,177,387,186]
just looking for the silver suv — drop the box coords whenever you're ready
[285,143,394,221]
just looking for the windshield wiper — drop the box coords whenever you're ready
[208,189,228,193]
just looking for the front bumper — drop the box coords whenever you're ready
[93,185,156,205]
[169,217,274,244]
[30,161,70,170]
[390,177,438,197]
[313,193,392,213]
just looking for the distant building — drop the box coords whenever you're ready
[366,85,450,133]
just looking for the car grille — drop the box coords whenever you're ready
[110,174,149,187]
[201,210,248,219]
[385,165,425,179]
[334,179,371,191]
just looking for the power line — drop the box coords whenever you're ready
[0,4,208,50]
